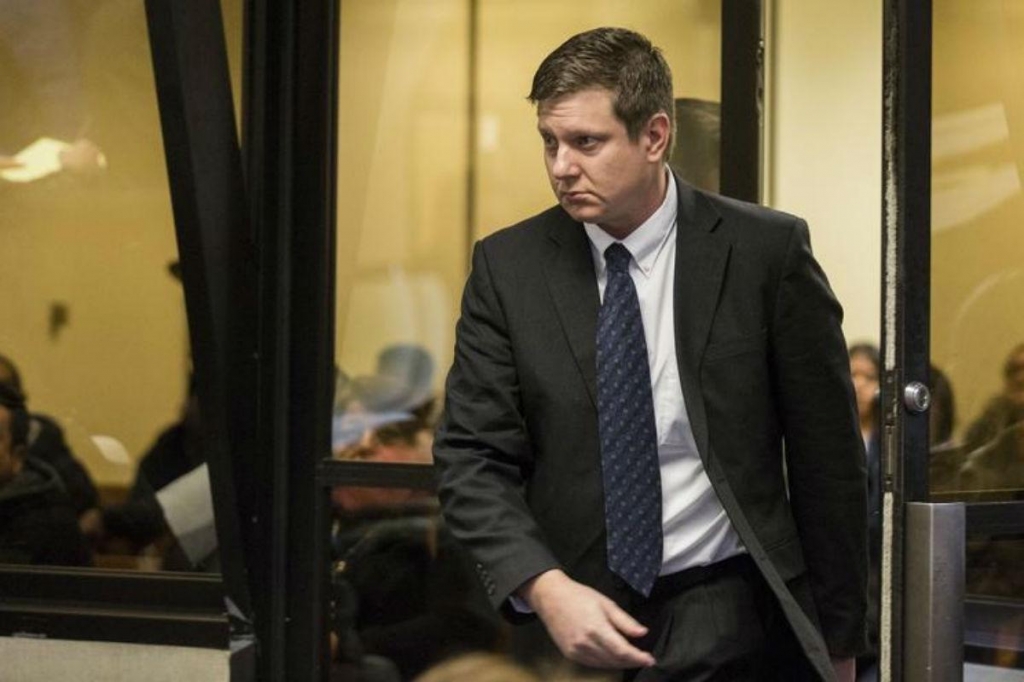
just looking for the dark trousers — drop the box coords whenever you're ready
[624,555,819,682]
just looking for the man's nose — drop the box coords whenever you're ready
[550,145,579,179]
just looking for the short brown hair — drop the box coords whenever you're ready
[528,27,675,159]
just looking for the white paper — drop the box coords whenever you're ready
[155,463,217,566]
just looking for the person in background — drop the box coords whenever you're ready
[99,376,209,567]
[0,382,92,566]
[847,343,881,681]
[848,344,881,456]
[928,365,956,448]
[962,342,1024,458]
[0,353,101,534]
[412,653,541,682]
[959,343,1024,491]
[329,345,503,680]
[413,652,619,682]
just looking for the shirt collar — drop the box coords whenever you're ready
[583,169,677,277]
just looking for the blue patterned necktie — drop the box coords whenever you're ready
[596,243,663,597]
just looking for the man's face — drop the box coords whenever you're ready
[0,406,23,485]
[537,88,668,237]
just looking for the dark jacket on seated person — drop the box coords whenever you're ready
[0,456,92,566]
[28,413,99,516]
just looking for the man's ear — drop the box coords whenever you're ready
[644,112,671,162]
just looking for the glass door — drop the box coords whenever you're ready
[931,0,1024,676]
[882,0,1024,678]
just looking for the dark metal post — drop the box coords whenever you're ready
[721,0,763,203]
[244,0,339,679]
[144,0,258,635]
[880,0,932,678]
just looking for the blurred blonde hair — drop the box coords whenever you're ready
[413,653,616,682]
[412,653,538,682]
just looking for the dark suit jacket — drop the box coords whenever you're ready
[434,178,868,679]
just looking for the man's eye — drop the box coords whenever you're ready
[577,136,597,149]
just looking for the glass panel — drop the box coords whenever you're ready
[0,0,241,573]
[329,483,505,680]
[333,1,722,674]
[964,533,1024,666]
[930,1,1024,503]
[930,0,1024,668]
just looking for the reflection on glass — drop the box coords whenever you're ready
[931,1,1024,652]
[0,0,241,573]
[930,1,1024,501]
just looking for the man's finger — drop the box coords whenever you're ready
[592,629,656,669]
[604,600,650,639]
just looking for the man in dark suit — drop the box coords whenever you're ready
[434,27,867,681]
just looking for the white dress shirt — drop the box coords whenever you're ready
[583,173,746,576]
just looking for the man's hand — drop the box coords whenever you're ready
[518,569,656,669]
[831,656,855,682]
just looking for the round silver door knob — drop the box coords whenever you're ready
[904,381,931,414]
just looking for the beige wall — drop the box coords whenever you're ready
[767,0,883,349]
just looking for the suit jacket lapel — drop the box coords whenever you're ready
[542,210,599,409]
[673,178,729,461]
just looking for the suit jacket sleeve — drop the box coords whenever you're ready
[772,218,869,658]
[434,240,560,615]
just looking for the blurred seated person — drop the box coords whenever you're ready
[332,344,437,511]
[927,364,962,492]
[100,376,215,570]
[959,421,1024,492]
[0,383,92,566]
[929,364,956,447]
[0,353,101,532]
[330,345,503,679]
[963,342,1024,457]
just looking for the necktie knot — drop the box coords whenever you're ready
[604,243,632,274]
